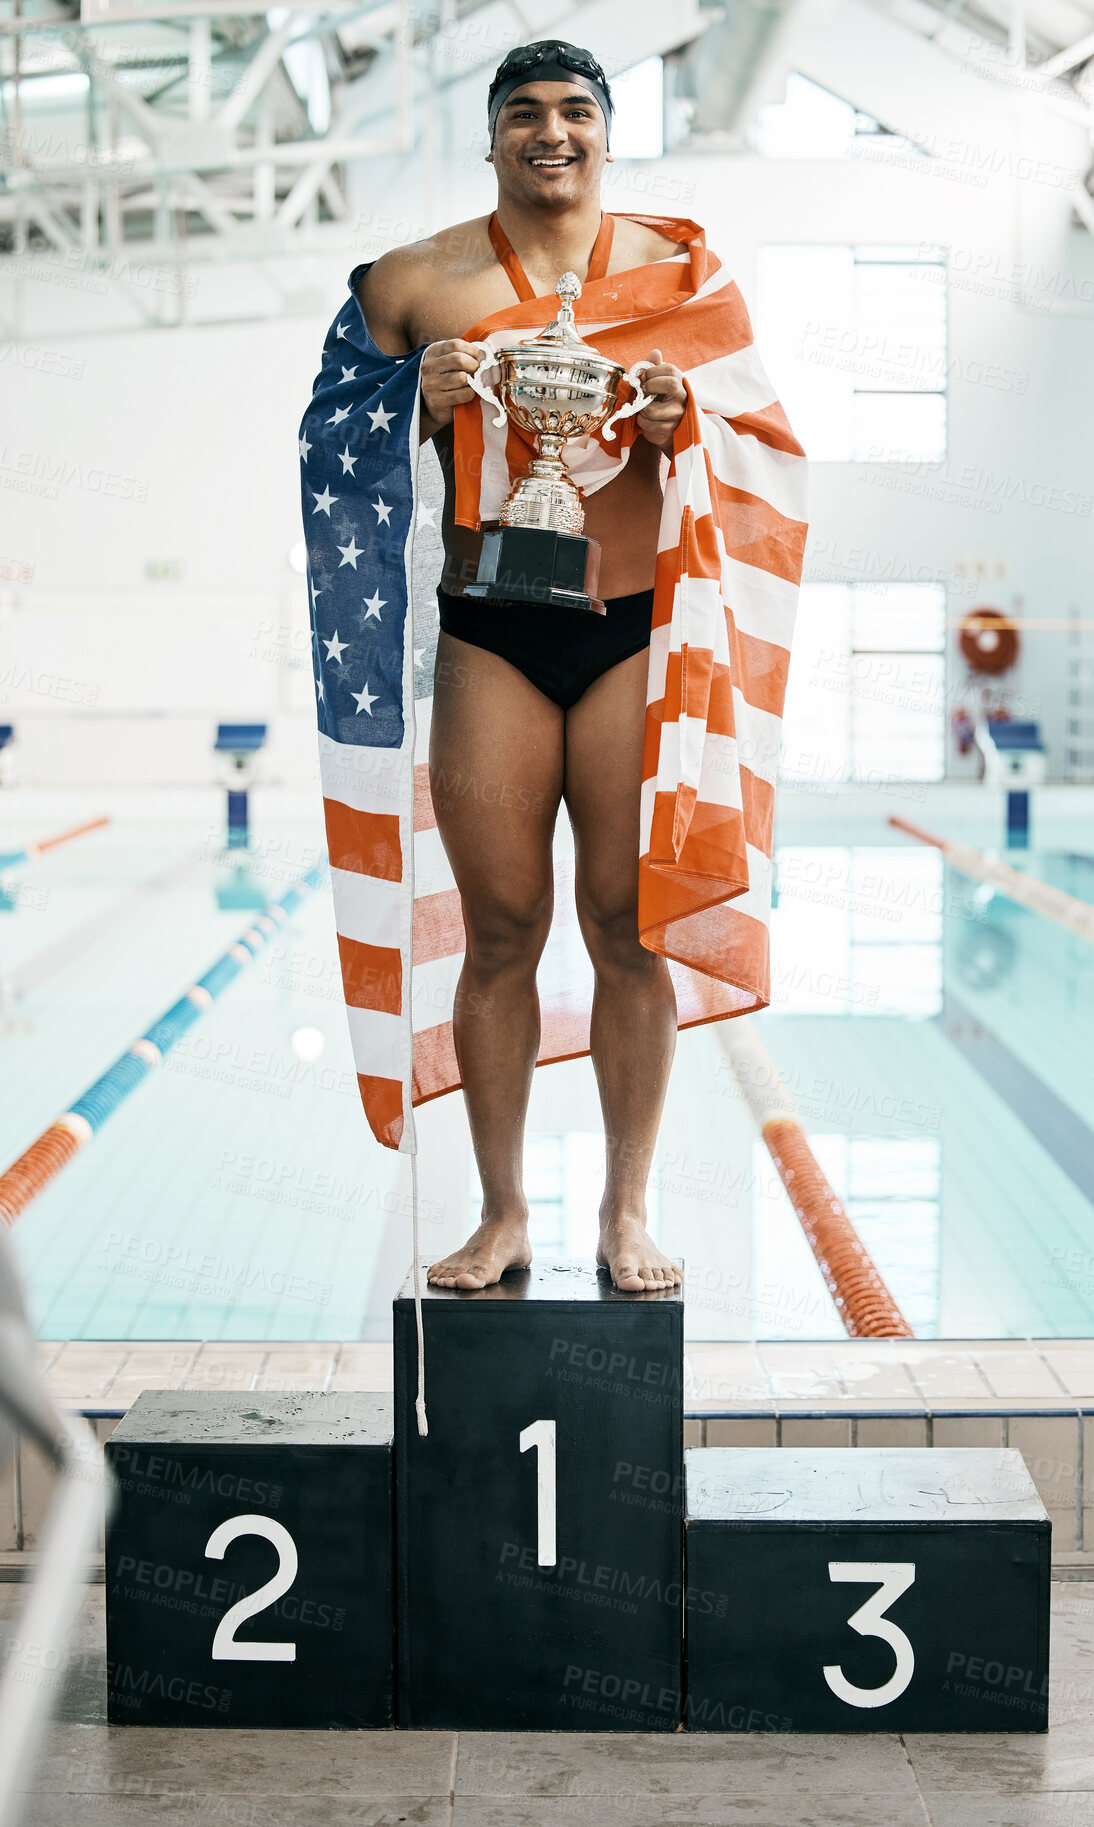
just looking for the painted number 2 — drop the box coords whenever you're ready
[204,1514,299,1663]
[519,1419,556,1567]
[823,1562,916,1708]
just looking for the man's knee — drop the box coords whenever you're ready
[464,893,552,976]
[577,894,647,975]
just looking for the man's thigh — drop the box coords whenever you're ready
[562,647,648,918]
[429,632,564,910]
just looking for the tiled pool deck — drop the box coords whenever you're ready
[6,1336,1094,1572]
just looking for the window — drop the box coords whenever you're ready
[755,245,947,462]
[781,582,946,786]
[609,55,664,160]
[770,844,943,1018]
[751,73,927,162]
[467,1133,661,1258]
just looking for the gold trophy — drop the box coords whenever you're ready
[463,272,654,614]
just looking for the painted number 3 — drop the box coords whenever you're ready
[823,1562,916,1708]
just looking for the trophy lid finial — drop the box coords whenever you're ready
[535,270,584,348]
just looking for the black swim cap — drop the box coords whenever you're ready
[488,41,614,145]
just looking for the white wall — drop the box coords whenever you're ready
[2,0,1093,785]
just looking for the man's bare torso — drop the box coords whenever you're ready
[356,213,686,598]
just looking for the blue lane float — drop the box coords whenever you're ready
[0,863,325,1225]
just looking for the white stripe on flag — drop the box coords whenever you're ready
[687,343,779,418]
[702,417,808,521]
[318,732,402,816]
[346,1002,410,1079]
[330,863,403,949]
[732,687,782,787]
[719,544,800,653]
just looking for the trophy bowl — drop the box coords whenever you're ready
[463,272,655,604]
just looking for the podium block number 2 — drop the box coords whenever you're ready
[823,1562,916,1708]
[519,1420,556,1567]
[205,1514,299,1663]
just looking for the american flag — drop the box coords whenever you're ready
[300,215,809,1158]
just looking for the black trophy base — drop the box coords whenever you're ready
[465,525,605,614]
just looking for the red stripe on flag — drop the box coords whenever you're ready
[359,1074,404,1149]
[323,798,401,882]
[337,934,402,1014]
[712,477,809,582]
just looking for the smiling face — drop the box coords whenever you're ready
[490,79,609,208]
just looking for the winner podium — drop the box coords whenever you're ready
[103,1266,1052,1737]
[394,1263,684,1730]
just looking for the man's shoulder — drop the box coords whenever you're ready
[610,213,695,269]
[356,216,493,303]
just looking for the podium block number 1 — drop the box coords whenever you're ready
[205,1514,299,1663]
[823,1562,916,1708]
[519,1420,556,1567]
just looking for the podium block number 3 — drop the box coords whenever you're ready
[823,1562,916,1708]
[205,1514,299,1663]
[519,1420,556,1567]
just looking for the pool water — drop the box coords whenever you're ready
[2,808,1093,1343]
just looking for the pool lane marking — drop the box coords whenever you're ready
[0,865,325,1227]
[940,988,1094,1213]
[1,843,209,1009]
[890,816,1094,944]
[716,1019,915,1339]
[0,816,109,871]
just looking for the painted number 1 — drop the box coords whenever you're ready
[823,1562,916,1708]
[519,1419,556,1567]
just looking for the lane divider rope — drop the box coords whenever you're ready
[0,817,110,870]
[890,815,1094,944]
[0,865,325,1227]
[716,1019,915,1339]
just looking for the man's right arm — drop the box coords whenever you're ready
[356,248,482,446]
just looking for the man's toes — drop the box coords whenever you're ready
[614,1261,645,1290]
[454,1260,493,1288]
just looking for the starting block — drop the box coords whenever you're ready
[394,1263,684,1730]
[104,1391,393,1727]
[685,1447,1050,1732]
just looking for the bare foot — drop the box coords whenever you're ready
[427,1213,532,1290]
[597,1217,682,1292]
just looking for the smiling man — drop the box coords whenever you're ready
[305,39,809,1303]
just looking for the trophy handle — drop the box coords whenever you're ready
[464,342,508,428]
[601,360,658,441]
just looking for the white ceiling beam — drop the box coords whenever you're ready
[276,150,334,226]
[1036,29,1094,81]
[216,12,302,135]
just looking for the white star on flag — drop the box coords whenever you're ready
[335,321,348,340]
[327,405,351,427]
[299,432,312,462]
[368,402,396,433]
[311,486,338,516]
[340,366,358,384]
[413,647,425,667]
[337,537,363,569]
[316,673,324,701]
[310,577,322,609]
[371,496,392,526]
[324,630,348,664]
[416,502,436,527]
[338,446,357,475]
[363,590,385,621]
[353,682,378,716]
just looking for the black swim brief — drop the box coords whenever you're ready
[436,584,655,711]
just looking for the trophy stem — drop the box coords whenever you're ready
[500,432,584,534]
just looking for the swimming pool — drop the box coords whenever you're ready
[2,804,1093,1344]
